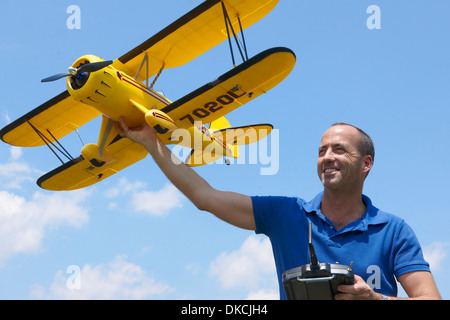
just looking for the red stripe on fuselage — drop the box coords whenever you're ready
[117,72,170,106]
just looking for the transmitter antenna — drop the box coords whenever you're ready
[308,222,319,268]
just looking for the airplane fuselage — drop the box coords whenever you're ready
[67,55,232,159]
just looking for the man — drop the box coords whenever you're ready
[116,118,441,300]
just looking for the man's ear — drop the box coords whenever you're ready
[362,155,373,176]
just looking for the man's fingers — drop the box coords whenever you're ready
[115,122,125,137]
[337,284,357,294]
[120,117,129,130]
[116,117,128,137]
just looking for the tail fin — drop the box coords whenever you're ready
[210,116,238,159]
[210,116,231,131]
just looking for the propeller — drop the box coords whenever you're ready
[41,60,113,83]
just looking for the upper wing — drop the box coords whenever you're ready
[0,91,101,147]
[158,47,295,144]
[113,0,279,81]
[37,135,148,191]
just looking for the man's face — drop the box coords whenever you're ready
[317,125,369,191]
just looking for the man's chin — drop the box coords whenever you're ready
[320,178,342,190]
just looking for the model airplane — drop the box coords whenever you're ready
[0,0,296,191]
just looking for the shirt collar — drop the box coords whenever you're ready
[300,191,389,229]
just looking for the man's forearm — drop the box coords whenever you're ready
[141,132,213,210]
[115,118,213,209]
[115,118,256,230]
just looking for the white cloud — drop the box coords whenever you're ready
[423,242,449,271]
[0,143,91,264]
[0,190,90,265]
[0,163,34,189]
[30,255,174,299]
[9,147,22,161]
[208,235,277,295]
[132,184,183,216]
[104,178,184,216]
[0,146,42,189]
[2,110,11,123]
[245,288,278,300]
[0,161,31,176]
[104,178,146,198]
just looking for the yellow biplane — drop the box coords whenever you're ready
[0,0,296,191]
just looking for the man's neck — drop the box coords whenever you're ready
[320,188,366,230]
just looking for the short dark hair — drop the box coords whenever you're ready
[331,122,375,163]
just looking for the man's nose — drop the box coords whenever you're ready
[322,148,335,161]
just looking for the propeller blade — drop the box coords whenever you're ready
[78,60,113,73]
[41,73,72,83]
[41,60,112,83]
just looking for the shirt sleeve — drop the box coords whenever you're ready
[393,220,430,278]
[252,196,299,236]
[252,196,272,235]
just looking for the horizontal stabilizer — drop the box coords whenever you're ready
[210,116,232,131]
[185,123,273,167]
[185,148,223,167]
[213,123,273,146]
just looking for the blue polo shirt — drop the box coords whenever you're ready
[252,192,430,299]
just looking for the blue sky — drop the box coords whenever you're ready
[0,0,449,300]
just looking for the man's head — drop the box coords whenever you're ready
[317,123,374,192]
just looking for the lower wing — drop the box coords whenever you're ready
[37,136,148,191]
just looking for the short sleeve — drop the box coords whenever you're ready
[393,221,430,278]
[251,196,302,236]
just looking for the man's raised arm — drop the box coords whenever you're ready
[115,118,256,230]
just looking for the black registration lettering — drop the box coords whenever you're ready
[179,88,247,124]
[192,108,210,118]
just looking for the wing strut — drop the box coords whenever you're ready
[150,62,165,90]
[221,0,249,68]
[134,52,166,89]
[26,120,74,165]
[134,53,150,87]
